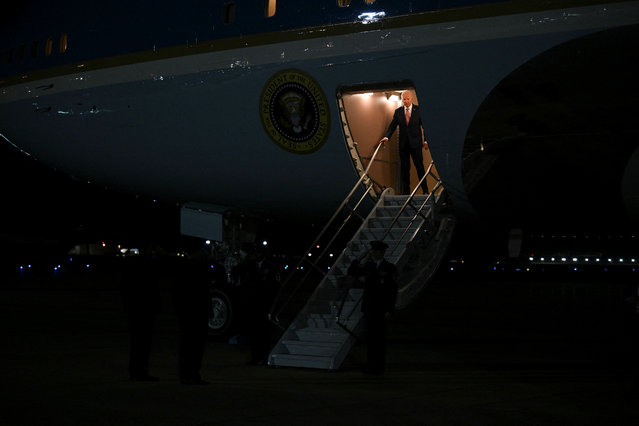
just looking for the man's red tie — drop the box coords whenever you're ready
[405,107,410,124]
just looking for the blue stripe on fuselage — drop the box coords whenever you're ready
[0,0,510,79]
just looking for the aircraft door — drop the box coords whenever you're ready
[338,86,439,195]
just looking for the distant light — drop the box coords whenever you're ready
[316,244,320,249]
[572,258,578,262]
[329,253,334,257]
[551,258,555,262]
[284,265,289,270]
[540,257,545,261]
[358,11,386,24]
[584,258,589,262]
[619,258,624,263]
[561,258,567,262]
[262,240,268,246]
[308,253,312,257]
[529,257,534,261]
[205,240,211,245]
[102,242,106,247]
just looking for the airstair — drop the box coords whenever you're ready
[268,144,455,370]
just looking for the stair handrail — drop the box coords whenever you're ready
[382,162,444,257]
[332,166,444,338]
[373,161,438,251]
[269,140,387,327]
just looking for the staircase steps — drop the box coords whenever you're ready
[268,190,445,370]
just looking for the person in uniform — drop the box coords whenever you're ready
[348,240,398,374]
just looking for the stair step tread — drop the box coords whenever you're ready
[269,353,336,369]
[283,340,342,347]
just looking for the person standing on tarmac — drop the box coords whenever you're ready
[120,243,163,382]
[348,240,398,375]
[239,246,281,365]
[173,248,213,385]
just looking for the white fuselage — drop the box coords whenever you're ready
[1,1,638,219]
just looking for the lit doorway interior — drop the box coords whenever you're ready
[337,84,439,196]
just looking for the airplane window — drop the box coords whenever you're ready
[31,41,39,58]
[223,2,235,24]
[59,34,68,53]
[265,0,276,17]
[337,0,351,6]
[45,38,53,56]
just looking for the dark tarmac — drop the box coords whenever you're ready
[1,268,637,426]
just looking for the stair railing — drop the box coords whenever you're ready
[268,141,387,329]
[381,161,444,258]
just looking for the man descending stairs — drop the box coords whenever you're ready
[268,190,454,370]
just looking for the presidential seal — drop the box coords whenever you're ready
[259,69,330,154]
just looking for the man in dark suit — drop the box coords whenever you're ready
[380,91,429,194]
[348,240,398,374]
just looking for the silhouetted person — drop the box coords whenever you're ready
[380,90,429,195]
[348,240,398,375]
[121,245,162,382]
[173,249,213,385]
[240,247,281,365]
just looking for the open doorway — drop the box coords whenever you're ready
[337,84,439,196]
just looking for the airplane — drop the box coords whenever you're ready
[1,0,638,252]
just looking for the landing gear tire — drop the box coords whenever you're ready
[208,289,233,338]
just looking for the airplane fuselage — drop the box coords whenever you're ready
[2,0,638,228]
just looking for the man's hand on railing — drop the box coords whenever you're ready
[379,137,389,144]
